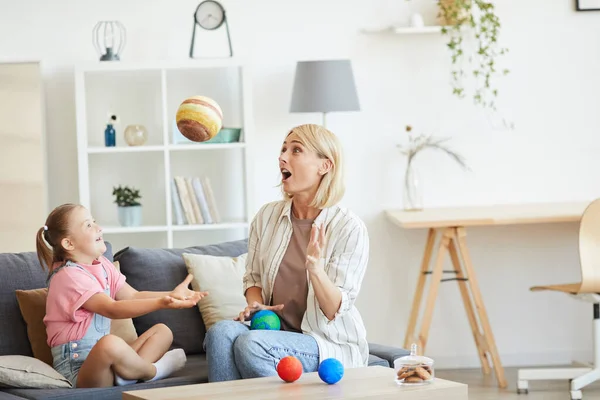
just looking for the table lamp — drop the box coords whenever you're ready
[289,59,360,128]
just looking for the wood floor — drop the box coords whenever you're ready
[435,366,600,399]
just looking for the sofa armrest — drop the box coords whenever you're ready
[368,342,410,367]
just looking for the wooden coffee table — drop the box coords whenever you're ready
[122,366,467,400]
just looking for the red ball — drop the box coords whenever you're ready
[277,356,303,383]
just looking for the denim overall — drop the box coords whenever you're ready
[49,260,111,388]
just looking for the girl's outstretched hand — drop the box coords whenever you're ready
[160,291,203,309]
[170,273,208,301]
[234,301,284,322]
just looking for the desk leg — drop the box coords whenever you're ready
[416,228,453,352]
[448,233,491,375]
[455,227,508,389]
[404,228,436,349]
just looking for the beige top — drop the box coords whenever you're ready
[243,199,370,368]
[271,213,312,333]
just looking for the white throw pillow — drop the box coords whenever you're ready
[182,253,248,331]
[0,355,72,389]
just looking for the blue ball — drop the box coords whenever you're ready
[318,358,344,384]
[250,310,281,330]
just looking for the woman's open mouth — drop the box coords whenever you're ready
[281,168,292,181]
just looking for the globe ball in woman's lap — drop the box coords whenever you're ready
[204,124,370,382]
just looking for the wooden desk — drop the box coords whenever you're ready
[385,201,590,389]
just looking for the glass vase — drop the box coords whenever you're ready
[403,161,423,211]
[124,124,148,146]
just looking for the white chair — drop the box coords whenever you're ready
[517,198,600,400]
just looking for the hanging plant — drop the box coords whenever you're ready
[437,0,509,111]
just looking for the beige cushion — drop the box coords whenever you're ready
[0,355,72,388]
[182,253,248,330]
[15,261,138,367]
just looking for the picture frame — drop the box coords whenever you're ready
[577,0,600,11]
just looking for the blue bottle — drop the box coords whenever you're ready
[104,124,116,147]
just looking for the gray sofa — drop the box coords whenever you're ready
[0,239,408,400]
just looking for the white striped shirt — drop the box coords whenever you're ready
[243,199,370,368]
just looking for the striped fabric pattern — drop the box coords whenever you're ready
[243,199,370,368]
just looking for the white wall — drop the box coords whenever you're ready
[2,0,600,369]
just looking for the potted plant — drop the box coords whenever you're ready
[112,185,142,227]
[437,0,510,113]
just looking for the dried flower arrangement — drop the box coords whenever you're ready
[398,125,469,169]
[398,125,469,210]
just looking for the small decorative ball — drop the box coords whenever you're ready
[277,356,303,383]
[250,310,281,330]
[175,95,223,142]
[318,358,344,384]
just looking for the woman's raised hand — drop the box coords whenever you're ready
[234,301,284,322]
[306,222,326,271]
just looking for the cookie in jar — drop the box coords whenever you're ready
[393,343,434,385]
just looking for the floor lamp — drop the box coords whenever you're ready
[289,59,360,129]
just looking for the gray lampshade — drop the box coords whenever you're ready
[290,60,360,114]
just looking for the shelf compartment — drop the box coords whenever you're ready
[84,69,164,147]
[88,152,167,228]
[165,66,245,145]
[169,148,247,227]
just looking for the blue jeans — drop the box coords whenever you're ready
[204,320,320,382]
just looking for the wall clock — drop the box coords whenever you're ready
[189,0,233,58]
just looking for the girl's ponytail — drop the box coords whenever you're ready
[35,226,53,272]
[35,203,81,276]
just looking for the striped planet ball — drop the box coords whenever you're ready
[175,96,223,142]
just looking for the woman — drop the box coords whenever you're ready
[204,124,369,382]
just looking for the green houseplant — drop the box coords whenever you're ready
[437,0,509,112]
[112,185,142,227]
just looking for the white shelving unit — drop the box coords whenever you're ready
[74,59,254,251]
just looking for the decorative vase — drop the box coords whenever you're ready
[118,205,142,227]
[124,125,148,146]
[403,161,423,211]
[104,124,116,147]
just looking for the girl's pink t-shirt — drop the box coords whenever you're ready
[43,256,126,348]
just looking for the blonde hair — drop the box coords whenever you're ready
[281,124,345,209]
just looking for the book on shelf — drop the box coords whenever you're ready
[172,175,221,225]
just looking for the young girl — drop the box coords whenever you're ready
[35,203,208,388]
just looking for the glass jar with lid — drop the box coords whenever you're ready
[393,343,434,385]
